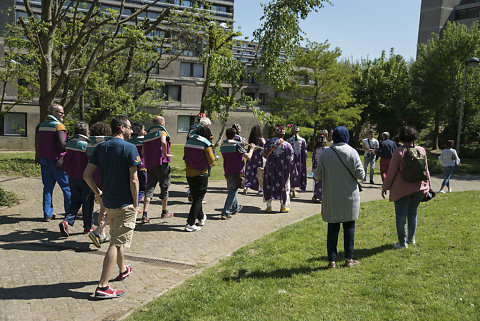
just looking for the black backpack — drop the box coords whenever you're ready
[402,146,428,182]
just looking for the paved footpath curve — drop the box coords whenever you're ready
[1,173,479,321]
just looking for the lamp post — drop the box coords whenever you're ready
[456,57,479,155]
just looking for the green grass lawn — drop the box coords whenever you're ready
[1,148,479,179]
[127,191,480,321]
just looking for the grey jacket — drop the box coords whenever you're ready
[314,143,365,223]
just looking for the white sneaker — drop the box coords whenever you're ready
[438,190,445,194]
[447,188,452,193]
[393,242,408,249]
[407,239,415,245]
[197,215,207,226]
[185,224,201,232]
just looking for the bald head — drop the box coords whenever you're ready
[153,116,165,126]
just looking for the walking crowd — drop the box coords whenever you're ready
[35,104,459,299]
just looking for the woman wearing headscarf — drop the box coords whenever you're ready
[314,126,365,269]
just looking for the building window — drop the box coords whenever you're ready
[155,85,182,102]
[177,115,195,133]
[259,93,266,105]
[1,113,27,136]
[180,62,204,77]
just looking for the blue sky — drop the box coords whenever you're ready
[234,0,421,62]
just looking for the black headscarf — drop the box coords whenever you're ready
[332,126,349,144]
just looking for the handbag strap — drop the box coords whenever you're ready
[331,146,363,192]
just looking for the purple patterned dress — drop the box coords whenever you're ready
[312,146,328,200]
[287,135,308,191]
[245,137,266,191]
[263,138,294,205]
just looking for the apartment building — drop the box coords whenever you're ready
[418,0,480,46]
[0,0,267,149]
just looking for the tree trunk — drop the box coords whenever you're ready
[79,93,85,121]
[433,111,440,150]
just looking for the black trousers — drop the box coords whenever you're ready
[186,174,208,226]
[327,221,355,262]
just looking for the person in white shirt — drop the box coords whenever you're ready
[361,129,379,184]
[438,140,461,193]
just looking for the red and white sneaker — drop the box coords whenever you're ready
[94,285,125,299]
[59,221,69,237]
[114,265,132,281]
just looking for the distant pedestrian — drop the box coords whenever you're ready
[314,126,364,269]
[362,129,379,184]
[438,140,460,193]
[376,132,398,183]
[84,116,140,299]
[128,123,147,207]
[287,125,307,198]
[59,122,94,237]
[35,104,71,221]
[311,134,328,203]
[142,116,174,223]
[87,122,112,248]
[244,125,266,194]
[381,126,431,249]
[183,126,216,232]
[263,126,294,213]
[220,128,255,219]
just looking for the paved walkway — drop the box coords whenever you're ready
[1,173,479,321]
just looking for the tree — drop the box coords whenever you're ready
[353,49,413,140]
[4,0,199,122]
[252,0,331,90]
[270,41,363,140]
[412,21,480,149]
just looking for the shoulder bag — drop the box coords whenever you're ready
[331,146,363,192]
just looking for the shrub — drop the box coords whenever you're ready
[0,187,20,207]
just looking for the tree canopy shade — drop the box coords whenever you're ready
[412,21,480,149]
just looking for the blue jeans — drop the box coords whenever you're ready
[64,178,94,229]
[363,154,376,181]
[394,192,424,245]
[40,158,71,219]
[327,221,355,262]
[441,166,454,188]
[223,173,240,215]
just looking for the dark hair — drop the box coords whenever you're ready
[74,121,89,136]
[110,116,129,136]
[232,123,241,134]
[226,128,236,139]
[90,122,112,136]
[399,126,418,143]
[446,140,454,148]
[132,122,144,136]
[195,126,211,140]
[248,125,263,144]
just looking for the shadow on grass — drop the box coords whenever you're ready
[0,280,98,300]
[223,244,392,281]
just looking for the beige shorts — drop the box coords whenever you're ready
[106,205,136,248]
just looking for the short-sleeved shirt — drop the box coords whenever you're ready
[89,137,141,209]
[362,138,379,156]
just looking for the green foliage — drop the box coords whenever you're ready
[412,21,480,148]
[3,0,206,123]
[127,192,480,321]
[252,0,331,90]
[0,186,20,207]
[270,41,363,140]
[353,49,413,140]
